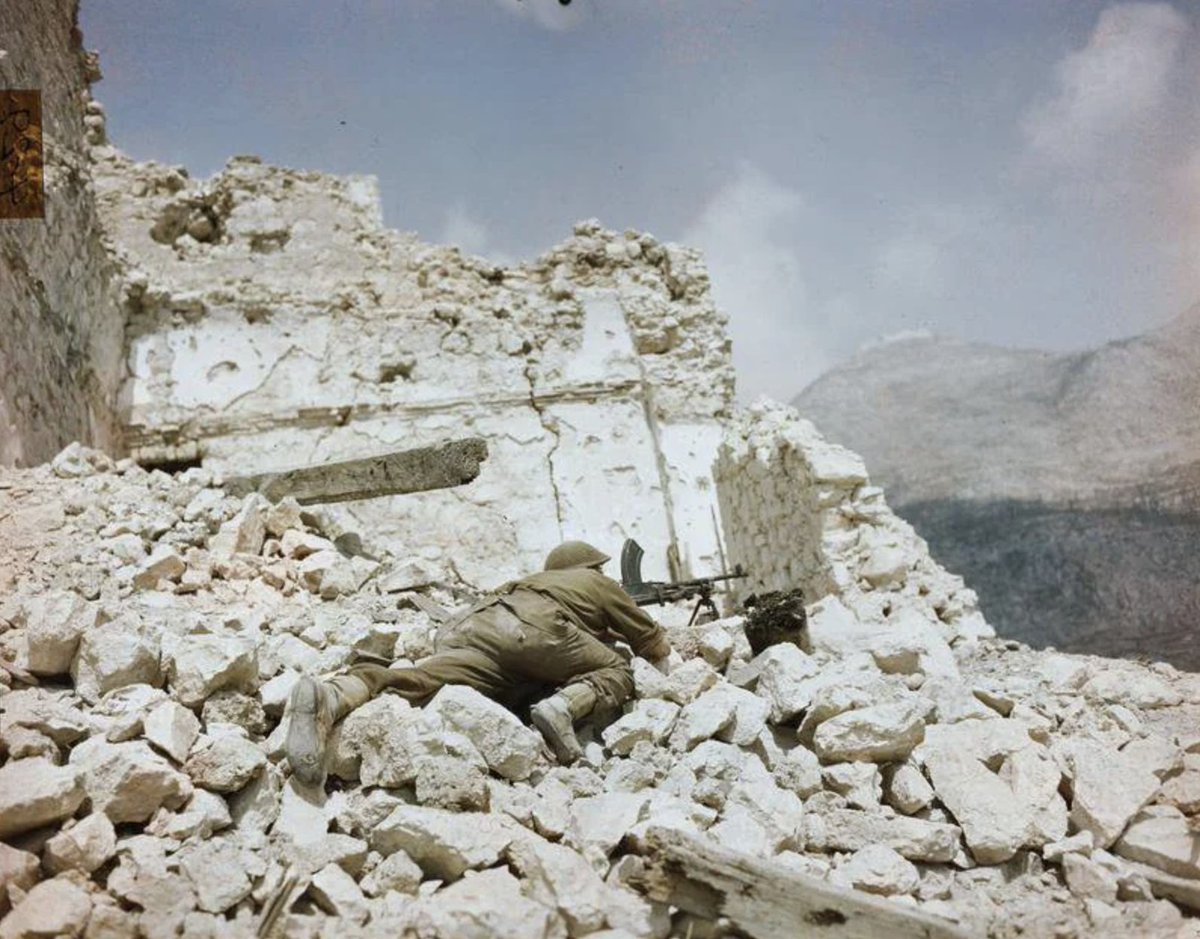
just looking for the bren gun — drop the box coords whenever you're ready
[619,538,748,627]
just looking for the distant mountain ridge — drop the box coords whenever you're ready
[793,304,1200,668]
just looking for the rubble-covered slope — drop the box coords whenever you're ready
[2,440,1199,939]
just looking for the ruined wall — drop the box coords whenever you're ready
[93,153,734,586]
[715,401,991,647]
[0,0,125,467]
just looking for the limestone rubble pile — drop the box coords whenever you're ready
[2,441,1199,939]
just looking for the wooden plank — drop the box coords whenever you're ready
[627,827,973,939]
[225,437,488,505]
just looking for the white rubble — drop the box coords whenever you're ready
[69,737,192,823]
[425,684,544,781]
[0,758,86,839]
[835,844,920,896]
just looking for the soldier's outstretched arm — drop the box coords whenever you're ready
[596,573,671,662]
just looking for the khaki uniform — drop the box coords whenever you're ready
[339,568,668,713]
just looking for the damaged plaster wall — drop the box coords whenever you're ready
[93,153,734,586]
[0,0,125,466]
[715,401,992,649]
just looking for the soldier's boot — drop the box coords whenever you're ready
[530,683,597,765]
[284,674,369,787]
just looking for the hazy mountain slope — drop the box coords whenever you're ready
[793,305,1200,667]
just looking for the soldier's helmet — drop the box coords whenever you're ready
[544,540,610,572]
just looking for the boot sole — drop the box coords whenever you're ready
[530,704,582,765]
[285,677,327,787]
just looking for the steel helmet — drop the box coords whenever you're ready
[544,540,610,572]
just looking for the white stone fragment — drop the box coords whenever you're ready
[804,808,961,862]
[836,844,920,896]
[133,543,186,589]
[0,877,93,939]
[1067,740,1161,848]
[361,849,423,897]
[143,700,201,763]
[399,867,565,939]
[370,805,520,880]
[43,812,117,874]
[0,758,85,839]
[754,643,820,722]
[165,633,258,706]
[69,737,192,823]
[603,699,681,755]
[23,590,96,676]
[309,862,368,923]
[185,733,267,792]
[884,762,935,815]
[1114,808,1200,880]
[812,698,926,764]
[425,684,543,781]
[71,619,162,704]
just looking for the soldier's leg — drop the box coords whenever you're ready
[519,623,635,763]
[285,648,509,786]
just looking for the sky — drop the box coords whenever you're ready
[80,0,1200,401]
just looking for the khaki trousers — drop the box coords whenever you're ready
[332,600,634,715]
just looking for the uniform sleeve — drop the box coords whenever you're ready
[596,574,671,660]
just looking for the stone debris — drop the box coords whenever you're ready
[0,418,1197,938]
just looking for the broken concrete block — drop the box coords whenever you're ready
[370,805,520,881]
[1067,741,1161,848]
[360,849,423,897]
[208,493,268,559]
[603,699,680,755]
[0,877,93,939]
[71,619,162,704]
[414,755,489,811]
[147,789,232,840]
[822,762,882,809]
[1082,668,1183,709]
[69,737,192,823]
[42,812,117,874]
[772,744,823,798]
[280,529,335,560]
[1061,850,1119,903]
[133,543,186,590]
[565,792,650,857]
[178,839,255,913]
[23,590,96,676]
[1043,830,1095,862]
[836,844,919,896]
[804,808,961,862]
[0,844,39,917]
[399,867,563,939]
[184,733,267,792]
[753,643,821,722]
[309,862,368,923]
[812,697,926,763]
[884,761,935,815]
[265,496,303,538]
[425,684,543,781]
[143,699,201,763]
[1114,808,1200,880]
[165,633,258,706]
[0,758,85,839]
[507,836,617,935]
[660,658,721,705]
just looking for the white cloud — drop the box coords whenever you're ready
[1022,2,1189,167]
[440,203,516,266]
[491,0,583,32]
[681,162,825,401]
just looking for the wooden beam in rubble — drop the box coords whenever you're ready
[628,827,972,939]
[225,437,488,505]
